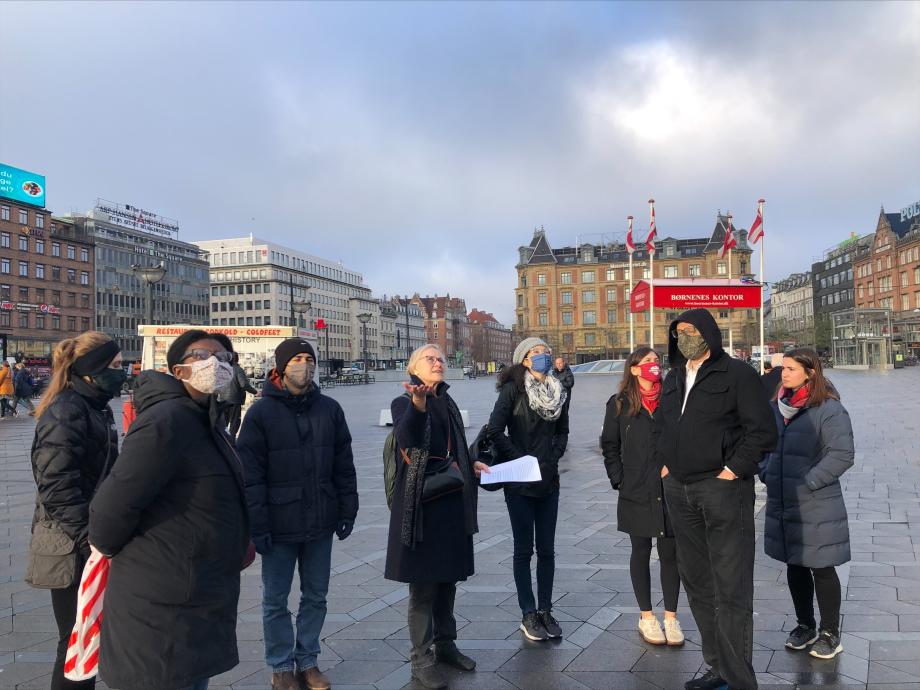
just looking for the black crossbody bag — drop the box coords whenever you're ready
[421,421,464,502]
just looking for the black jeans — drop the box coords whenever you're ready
[787,564,841,635]
[664,476,757,690]
[629,536,681,612]
[50,583,96,690]
[408,582,458,668]
[505,489,560,614]
[225,403,243,439]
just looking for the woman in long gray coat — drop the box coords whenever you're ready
[760,348,853,661]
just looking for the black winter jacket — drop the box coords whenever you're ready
[31,379,118,557]
[601,393,670,538]
[552,365,575,394]
[486,376,569,497]
[89,371,249,690]
[237,373,358,543]
[14,368,34,397]
[761,368,782,400]
[217,363,257,405]
[654,308,777,483]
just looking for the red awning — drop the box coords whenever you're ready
[630,279,763,313]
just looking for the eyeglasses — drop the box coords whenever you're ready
[422,355,446,365]
[671,328,700,338]
[181,349,233,364]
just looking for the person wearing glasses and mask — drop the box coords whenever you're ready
[237,338,358,690]
[486,337,569,643]
[385,344,487,690]
[653,309,776,690]
[89,330,250,690]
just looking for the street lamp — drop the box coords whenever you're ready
[132,262,167,326]
[292,299,311,330]
[357,313,372,380]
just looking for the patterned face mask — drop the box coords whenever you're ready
[677,332,709,361]
[182,356,234,395]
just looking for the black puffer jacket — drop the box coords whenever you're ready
[217,363,257,405]
[654,308,777,482]
[31,378,118,557]
[89,371,249,690]
[486,370,569,498]
[552,365,575,395]
[237,372,358,542]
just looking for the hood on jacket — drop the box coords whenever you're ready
[131,370,192,414]
[667,308,724,368]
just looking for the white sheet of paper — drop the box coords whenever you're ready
[480,455,542,484]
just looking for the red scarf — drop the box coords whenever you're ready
[640,381,661,415]
[779,384,810,424]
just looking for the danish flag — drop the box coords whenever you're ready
[64,551,109,681]
[646,199,657,253]
[719,214,737,259]
[748,199,765,244]
[626,216,635,254]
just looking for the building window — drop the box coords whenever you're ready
[606,288,616,302]
[538,312,548,326]
[81,247,89,262]
[35,239,44,254]
[35,288,45,302]
[19,209,28,224]
[582,289,596,303]
[0,232,9,248]
[583,310,596,325]
[605,268,616,281]
[20,312,29,328]
[80,271,89,285]
[52,242,60,257]
[68,316,77,331]
[67,245,75,260]
[561,272,572,284]
[517,294,524,308]
[642,267,650,279]
[35,214,44,229]
[19,235,28,251]
[664,265,678,278]
[67,268,76,283]
[35,264,44,279]
[561,290,572,305]
[581,271,595,283]
[562,311,573,325]
[19,261,28,277]
[0,311,8,327]
[81,293,90,309]
[607,308,617,323]
[689,264,701,277]
[81,317,90,331]
[52,315,61,330]
[538,291,547,306]
[0,206,9,221]
[0,258,9,274]
[537,273,546,286]
[585,332,596,346]
[717,261,727,275]
[719,310,729,318]
[562,332,573,347]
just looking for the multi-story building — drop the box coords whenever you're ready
[387,295,427,364]
[514,218,755,361]
[810,233,872,353]
[1,202,95,361]
[413,294,472,364]
[468,308,513,371]
[348,295,381,367]
[853,204,920,361]
[194,237,372,370]
[378,299,398,367]
[769,272,814,347]
[64,201,209,361]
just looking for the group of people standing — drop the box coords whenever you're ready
[26,307,854,690]
[0,359,38,417]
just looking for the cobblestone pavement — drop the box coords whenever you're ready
[2,368,920,689]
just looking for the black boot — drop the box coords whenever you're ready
[411,662,448,689]
[435,642,476,671]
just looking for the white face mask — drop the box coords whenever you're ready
[182,356,234,395]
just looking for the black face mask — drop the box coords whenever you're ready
[92,368,127,398]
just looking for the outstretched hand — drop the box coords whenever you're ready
[402,382,437,411]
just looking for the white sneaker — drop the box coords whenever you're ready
[638,616,666,645]
[664,617,685,646]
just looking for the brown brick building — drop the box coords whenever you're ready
[412,294,472,365]
[514,218,756,362]
[1,200,94,364]
[468,308,513,370]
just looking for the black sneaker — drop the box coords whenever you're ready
[809,629,843,659]
[538,609,563,638]
[685,668,727,690]
[785,623,819,650]
[520,611,549,641]
[435,642,476,671]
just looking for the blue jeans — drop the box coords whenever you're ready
[261,534,334,673]
[504,489,560,614]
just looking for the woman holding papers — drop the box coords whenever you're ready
[385,344,489,690]
[601,347,684,647]
[486,337,569,642]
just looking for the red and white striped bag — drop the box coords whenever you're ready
[64,551,109,681]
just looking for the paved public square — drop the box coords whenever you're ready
[2,368,920,690]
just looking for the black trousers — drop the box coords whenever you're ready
[408,582,458,668]
[225,403,243,439]
[629,536,681,612]
[505,489,560,614]
[50,583,96,690]
[787,564,841,635]
[664,476,757,690]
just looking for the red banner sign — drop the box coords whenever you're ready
[630,280,762,312]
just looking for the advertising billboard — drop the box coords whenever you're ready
[630,279,762,312]
[0,163,46,208]
[94,199,179,240]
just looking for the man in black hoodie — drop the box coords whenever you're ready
[654,308,777,690]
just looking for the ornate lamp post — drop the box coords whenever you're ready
[132,262,167,326]
[292,299,311,330]
[357,313,372,382]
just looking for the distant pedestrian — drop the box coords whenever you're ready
[761,348,853,660]
[761,353,784,400]
[237,338,358,690]
[552,356,574,402]
[655,309,777,690]
[28,332,122,690]
[0,361,13,417]
[487,337,569,642]
[90,330,249,690]
[12,363,36,415]
[601,347,684,647]
[385,344,487,690]
[210,333,257,440]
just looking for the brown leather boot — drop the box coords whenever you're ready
[301,666,332,690]
[271,670,300,690]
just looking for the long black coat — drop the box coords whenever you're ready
[486,379,569,498]
[31,379,118,558]
[89,371,249,690]
[601,393,670,538]
[761,398,854,568]
[385,387,476,584]
[237,375,358,542]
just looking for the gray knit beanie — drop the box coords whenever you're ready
[513,337,550,365]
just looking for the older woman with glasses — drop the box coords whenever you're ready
[384,344,489,690]
[90,330,250,690]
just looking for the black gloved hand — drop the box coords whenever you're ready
[253,534,273,555]
[336,520,354,541]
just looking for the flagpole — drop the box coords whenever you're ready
[648,199,655,350]
[758,199,766,374]
[627,215,635,352]
[728,212,734,357]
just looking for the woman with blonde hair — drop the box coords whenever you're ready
[29,331,123,690]
[384,344,489,690]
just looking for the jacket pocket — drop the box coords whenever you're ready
[268,485,302,535]
[692,381,728,415]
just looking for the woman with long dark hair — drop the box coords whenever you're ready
[486,337,569,642]
[761,347,854,660]
[30,331,123,690]
[601,347,683,646]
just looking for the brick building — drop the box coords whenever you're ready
[413,294,472,364]
[467,308,513,370]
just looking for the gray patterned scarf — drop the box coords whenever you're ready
[524,371,567,421]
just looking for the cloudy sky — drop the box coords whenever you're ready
[2,1,918,323]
